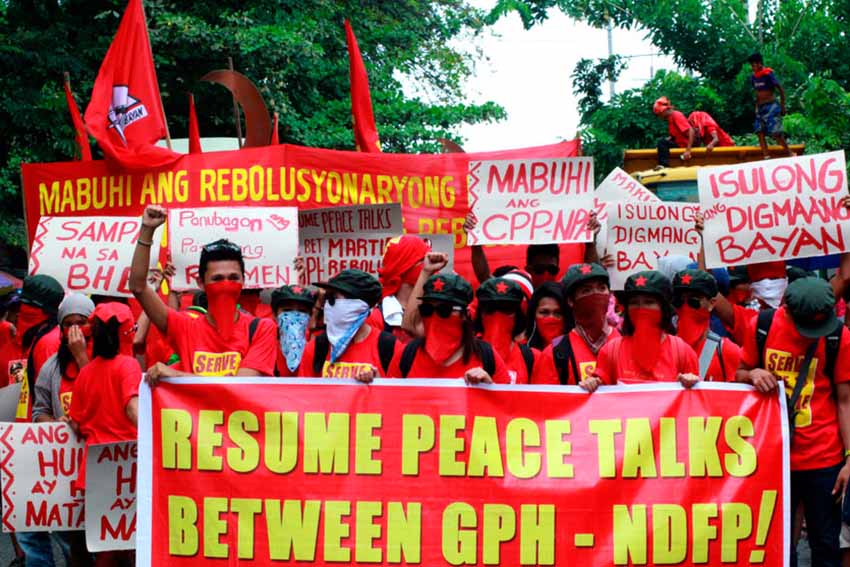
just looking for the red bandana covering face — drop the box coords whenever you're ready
[481,312,515,361]
[677,304,710,348]
[205,281,243,340]
[572,292,610,340]
[424,316,463,363]
[630,307,664,372]
[16,304,48,345]
[536,316,563,345]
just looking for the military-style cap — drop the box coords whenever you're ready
[271,285,318,310]
[421,274,473,307]
[784,277,840,339]
[673,269,718,299]
[476,277,524,304]
[316,269,382,307]
[561,263,609,298]
[20,275,64,314]
[623,270,672,301]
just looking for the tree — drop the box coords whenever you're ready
[0,0,505,250]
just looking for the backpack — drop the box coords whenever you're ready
[755,309,841,381]
[699,331,726,381]
[312,331,397,376]
[553,335,580,386]
[399,338,495,379]
[518,344,535,383]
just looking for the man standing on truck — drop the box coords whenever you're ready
[748,52,795,159]
[653,96,699,167]
[688,110,735,152]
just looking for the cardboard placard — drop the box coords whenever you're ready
[28,216,160,296]
[85,441,137,551]
[0,382,22,423]
[299,203,403,283]
[595,167,660,205]
[698,151,850,268]
[168,207,299,290]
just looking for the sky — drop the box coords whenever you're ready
[443,4,679,152]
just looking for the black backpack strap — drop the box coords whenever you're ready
[475,340,496,377]
[825,324,843,381]
[716,336,727,382]
[788,340,819,440]
[399,338,424,378]
[553,335,580,385]
[248,317,260,344]
[313,334,330,376]
[755,309,776,370]
[519,344,535,383]
[377,332,397,374]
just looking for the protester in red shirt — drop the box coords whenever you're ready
[374,235,430,340]
[524,282,567,351]
[653,96,698,167]
[299,270,401,380]
[672,270,741,381]
[129,205,278,380]
[273,284,319,377]
[687,110,734,151]
[475,277,536,384]
[391,273,510,383]
[533,263,619,388]
[595,271,699,386]
[737,277,850,566]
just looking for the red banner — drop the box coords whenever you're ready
[21,142,582,283]
[137,380,788,566]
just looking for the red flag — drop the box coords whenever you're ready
[84,0,179,169]
[344,20,381,152]
[188,94,201,154]
[270,112,279,145]
[63,78,92,161]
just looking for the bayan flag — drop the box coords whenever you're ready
[187,94,201,154]
[84,0,179,169]
[63,78,92,161]
[344,19,381,152]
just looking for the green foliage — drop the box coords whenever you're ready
[0,0,505,250]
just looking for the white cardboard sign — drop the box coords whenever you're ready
[85,441,137,551]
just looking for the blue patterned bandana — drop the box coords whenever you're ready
[277,311,310,372]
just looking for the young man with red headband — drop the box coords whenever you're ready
[370,235,430,341]
[129,205,278,380]
[653,96,698,167]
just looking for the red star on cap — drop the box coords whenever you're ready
[635,275,648,287]
[495,281,509,294]
[580,264,592,274]
[432,278,446,291]
[680,274,692,285]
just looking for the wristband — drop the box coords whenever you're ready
[137,239,153,247]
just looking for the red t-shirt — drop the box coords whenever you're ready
[504,344,539,385]
[740,307,850,471]
[30,327,60,381]
[298,325,403,379]
[729,304,758,347]
[698,336,742,382]
[167,310,277,376]
[595,335,698,385]
[145,323,174,367]
[70,355,140,445]
[688,111,734,147]
[387,342,512,383]
[668,110,693,147]
[532,329,621,385]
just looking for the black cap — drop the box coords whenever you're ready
[20,275,64,314]
[272,285,318,310]
[623,270,672,301]
[728,266,750,286]
[561,263,609,298]
[476,277,524,304]
[784,277,840,338]
[786,265,814,284]
[673,269,718,299]
[421,274,473,307]
[316,269,382,307]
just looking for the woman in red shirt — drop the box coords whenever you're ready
[524,282,566,351]
[475,277,536,384]
[389,274,510,383]
[593,271,699,388]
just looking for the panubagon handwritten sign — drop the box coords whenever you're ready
[0,423,85,532]
[698,151,850,268]
[136,379,787,566]
[299,203,403,283]
[168,207,298,290]
[85,441,137,551]
[28,216,160,296]
[468,157,595,245]
[605,202,701,289]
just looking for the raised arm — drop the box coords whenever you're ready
[583,211,601,264]
[463,213,491,284]
[401,252,448,337]
[129,205,169,334]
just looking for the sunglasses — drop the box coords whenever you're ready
[419,303,463,318]
[674,296,704,309]
[480,303,518,315]
[529,265,558,276]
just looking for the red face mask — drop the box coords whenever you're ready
[630,307,664,372]
[239,293,259,315]
[16,304,48,345]
[676,304,710,349]
[536,316,563,345]
[424,316,464,363]
[572,292,610,340]
[205,281,243,340]
[481,312,515,362]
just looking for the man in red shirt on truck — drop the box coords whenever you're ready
[653,96,698,167]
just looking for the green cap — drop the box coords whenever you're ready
[421,274,473,307]
[728,266,750,286]
[673,269,718,299]
[623,270,672,301]
[561,263,609,298]
[784,277,840,338]
[20,275,64,314]
[316,269,382,307]
[476,277,524,304]
[271,285,318,310]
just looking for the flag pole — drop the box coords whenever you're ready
[140,0,172,150]
[228,57,244,148]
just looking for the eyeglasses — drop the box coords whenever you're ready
[419,303,463,318]
[202,240,241,254]
[674,295,704,309]
[529,265,559,276]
